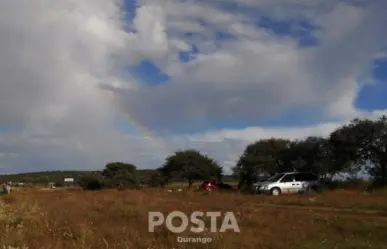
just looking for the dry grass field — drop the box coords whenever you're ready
[1,188,387,249]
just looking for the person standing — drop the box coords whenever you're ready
[2,182,10,194]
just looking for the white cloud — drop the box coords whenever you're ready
[0,122,343,174]
[109,0,387,133]
[375,51,387,60]
[0,0,387,174]
[188,122,342,142]
[0,0,174,172]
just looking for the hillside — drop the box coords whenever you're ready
[0,170,236,185]
[0,171,100,185]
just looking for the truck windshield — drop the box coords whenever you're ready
[266,173,285,182]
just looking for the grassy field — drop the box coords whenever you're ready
[166,181,238,188]
[1,188,387,249]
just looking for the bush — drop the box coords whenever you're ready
[217,182,235,191]
[322,178,369,191]
[366,179,387,191]
[78,176,104,190]
[55,182,64,187]
[147,172,167,188]
[103,176,140,189]
[239,184,256,194]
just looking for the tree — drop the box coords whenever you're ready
[137,170,158,185]
[291,137,352,178]
[159,150,222,188]
[102,162,140,188]
[147,171,168,188]
[233,137,354,189]
[330,116,387,187]
[233,138,294,188]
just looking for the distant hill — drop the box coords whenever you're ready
[0,170,236,185]
[0,171,100,185]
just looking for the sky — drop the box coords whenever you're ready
[0,0,387,174]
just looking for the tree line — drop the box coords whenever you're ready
[3,116,387,191]
[76,115,387,191]
[235,115,387,189]
[78,150,223,190]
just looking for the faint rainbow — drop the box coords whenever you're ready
[97,85,170,154]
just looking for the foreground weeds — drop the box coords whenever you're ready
[0,188,387,249]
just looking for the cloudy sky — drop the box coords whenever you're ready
[0,0,386,174]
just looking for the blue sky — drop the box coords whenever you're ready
[0,0,387,173]
[355,59,387,110]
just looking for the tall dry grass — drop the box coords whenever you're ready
[0,188,387,249]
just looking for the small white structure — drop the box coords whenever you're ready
[64,178,74,183]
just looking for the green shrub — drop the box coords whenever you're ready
[78,176,104,190]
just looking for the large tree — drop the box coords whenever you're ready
[291,137,352,178]
[159,150,222,188]
[233,137,352,188]
[232,138,294,187]
[102,162,140,188]
[330,116,387,186]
